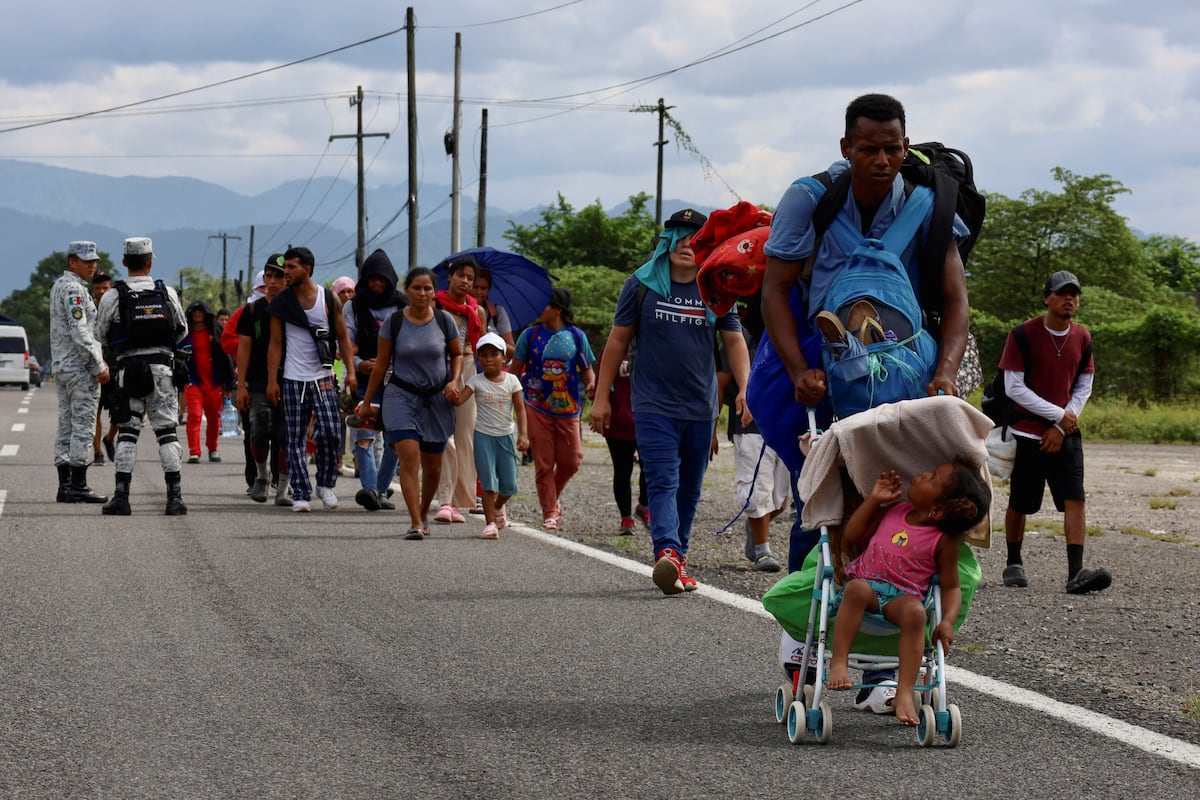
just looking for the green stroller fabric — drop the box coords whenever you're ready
[762,540,982,655]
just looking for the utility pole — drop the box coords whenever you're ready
[330,85,390,271]
[406,7,419,271]
[476,108,488,247]
[449,32,463,254]
[208,232,242,311]
[653,98,672,228]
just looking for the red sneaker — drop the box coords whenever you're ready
[635,503,651,528]
[680,555,698,591]
[618,517,635,535]
[652,548,684,595]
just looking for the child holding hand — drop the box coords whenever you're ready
[827,459,989,726]
[454,332,528,539]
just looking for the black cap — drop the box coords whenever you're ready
[263,253,286,274]
[549,287,572,310]
[91,271,112,285]
[664,208,708,231]
[1044,270,1081,296]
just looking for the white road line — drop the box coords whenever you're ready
[513,524,1200,771]
[0,489,6,517]
[17,408,28,414]
[0,444,18,457]
[11,423,26,432]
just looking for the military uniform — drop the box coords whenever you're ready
[94,237,188,515]
[50,241,109,503]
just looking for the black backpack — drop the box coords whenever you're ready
[981,324,1092,427]
[808,142,986,324]
[109,279,177,355]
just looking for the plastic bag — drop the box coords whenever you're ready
[985,425,1016,480]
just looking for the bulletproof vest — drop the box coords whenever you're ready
[110,280,176,354]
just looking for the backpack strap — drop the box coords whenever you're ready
[826,184,933,256]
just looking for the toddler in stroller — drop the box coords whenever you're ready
[762,395,995,746]
[828,460,990,726]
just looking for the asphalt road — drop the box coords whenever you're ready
[1,385,1197,799]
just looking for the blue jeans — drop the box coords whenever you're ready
[351,427,383,492]
[636,413,714,558]
[375,439,399,495]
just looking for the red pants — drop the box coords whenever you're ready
[186,383,224,456]
[526,406,583,518]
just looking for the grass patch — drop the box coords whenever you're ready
[1182,692,1200,721]
[1167,487,1193,497]
[1028,520,1103,538]
[1121,527,1185,543]
[611,536,641,553]
[1142,467,1159,477]
[1081,398,1200,443]
[958,642,986,654]
[1142,496,1180,510]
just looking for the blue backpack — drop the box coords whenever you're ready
[798,177,937,418]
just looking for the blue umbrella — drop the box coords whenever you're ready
[433,246,553,332]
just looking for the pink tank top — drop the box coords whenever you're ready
[846,502,944,598]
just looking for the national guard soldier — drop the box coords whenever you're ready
[51,241,112,503]
[94,237,189,515]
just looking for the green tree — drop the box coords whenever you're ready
[175,267,223,311]
[1142,234,1200,292]
[504,192,659,272]
[0,250,117,359]
[968,169,1154,322]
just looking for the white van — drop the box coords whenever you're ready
[0,324,31,390]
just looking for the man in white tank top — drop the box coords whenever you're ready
[266,246,357,512]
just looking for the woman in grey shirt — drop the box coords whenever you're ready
[356,267,463,539]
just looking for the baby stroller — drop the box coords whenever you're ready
[761,396,993,747]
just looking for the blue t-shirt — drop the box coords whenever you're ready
[764,160,969,321]
[514,324,596,418]
[614,276,741,422]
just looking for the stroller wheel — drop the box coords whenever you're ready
[814,702,833,745]
[775,683,794,724]
[916,705,937,747]
[786,701,807,744]
[944,704,962,747]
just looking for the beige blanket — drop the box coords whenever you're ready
[798,395,994,548]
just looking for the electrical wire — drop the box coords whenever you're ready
[422,0,584,29]
[0,25,411,135]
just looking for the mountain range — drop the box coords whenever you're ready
[0,159,552,295]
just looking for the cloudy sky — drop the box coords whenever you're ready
[2,0,1198,244]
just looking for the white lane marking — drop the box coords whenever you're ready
[17,408,28,414]
[12,423,26,432]
[0,444,18,457]
[513,524,1200,771]
[0,489,6,517]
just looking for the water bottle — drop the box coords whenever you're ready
[220,396,241,437]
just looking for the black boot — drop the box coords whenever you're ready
[56,463,72,503]
[102,472,132,516]
[67,465,108,504]
[165,471,187,516]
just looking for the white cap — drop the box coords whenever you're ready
[475,331,507,354]
[124,237,153,255]
[68,241,99,261]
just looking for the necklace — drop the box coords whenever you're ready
[1048,323,1071,358]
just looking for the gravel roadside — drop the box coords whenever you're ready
[503,430,1200,745]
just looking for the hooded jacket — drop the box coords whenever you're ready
[182,300,235,390]
[351,248,406,361]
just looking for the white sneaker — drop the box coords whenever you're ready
[853,681,897,714]
[292,499,311,513]
[316,486,338,510]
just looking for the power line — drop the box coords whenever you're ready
[422,0,584,29]
[0,25,411,135]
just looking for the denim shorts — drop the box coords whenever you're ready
[834,578,908,612]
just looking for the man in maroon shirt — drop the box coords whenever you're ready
[998,270,1109,594]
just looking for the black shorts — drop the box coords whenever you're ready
[98,377,116,411]
[1008,431,1085,515]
